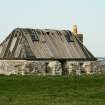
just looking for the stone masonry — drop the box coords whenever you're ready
[0,60,105,75]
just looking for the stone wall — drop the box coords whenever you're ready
[83,61,105,74]
[0,60,105,75]
[0,60,46,75]
[0,60,62,75]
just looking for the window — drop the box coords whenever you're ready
[31,31,39,41]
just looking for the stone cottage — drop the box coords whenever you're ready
[0,25,97,75]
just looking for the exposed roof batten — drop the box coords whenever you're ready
[0,28,97,61]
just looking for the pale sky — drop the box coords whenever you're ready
[0,0,105,57]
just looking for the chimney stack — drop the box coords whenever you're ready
[72,25,78,34]
[72,25,83,43]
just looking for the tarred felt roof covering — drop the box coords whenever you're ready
[0,28,96,61]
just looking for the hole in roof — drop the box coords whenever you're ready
[31,31,39,41]
[46,32,50,35]
[65,31,74,42]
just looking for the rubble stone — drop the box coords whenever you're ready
[0,60,105,75]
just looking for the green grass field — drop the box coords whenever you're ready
[0,75,105,105]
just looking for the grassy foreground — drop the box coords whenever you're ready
[0,75,105,105]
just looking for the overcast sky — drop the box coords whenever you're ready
[0,0,105,57]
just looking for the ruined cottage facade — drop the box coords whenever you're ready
[0,25,97,75]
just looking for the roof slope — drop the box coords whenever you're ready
[0,28,96,61]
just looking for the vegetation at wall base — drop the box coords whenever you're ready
[0,74,105,105]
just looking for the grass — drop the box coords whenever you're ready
[0,75,105,105]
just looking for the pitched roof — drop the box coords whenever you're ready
[0,28,96,61]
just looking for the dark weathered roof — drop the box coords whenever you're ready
[0,28,96,61]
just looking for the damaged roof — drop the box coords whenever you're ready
[0,28,96,61]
